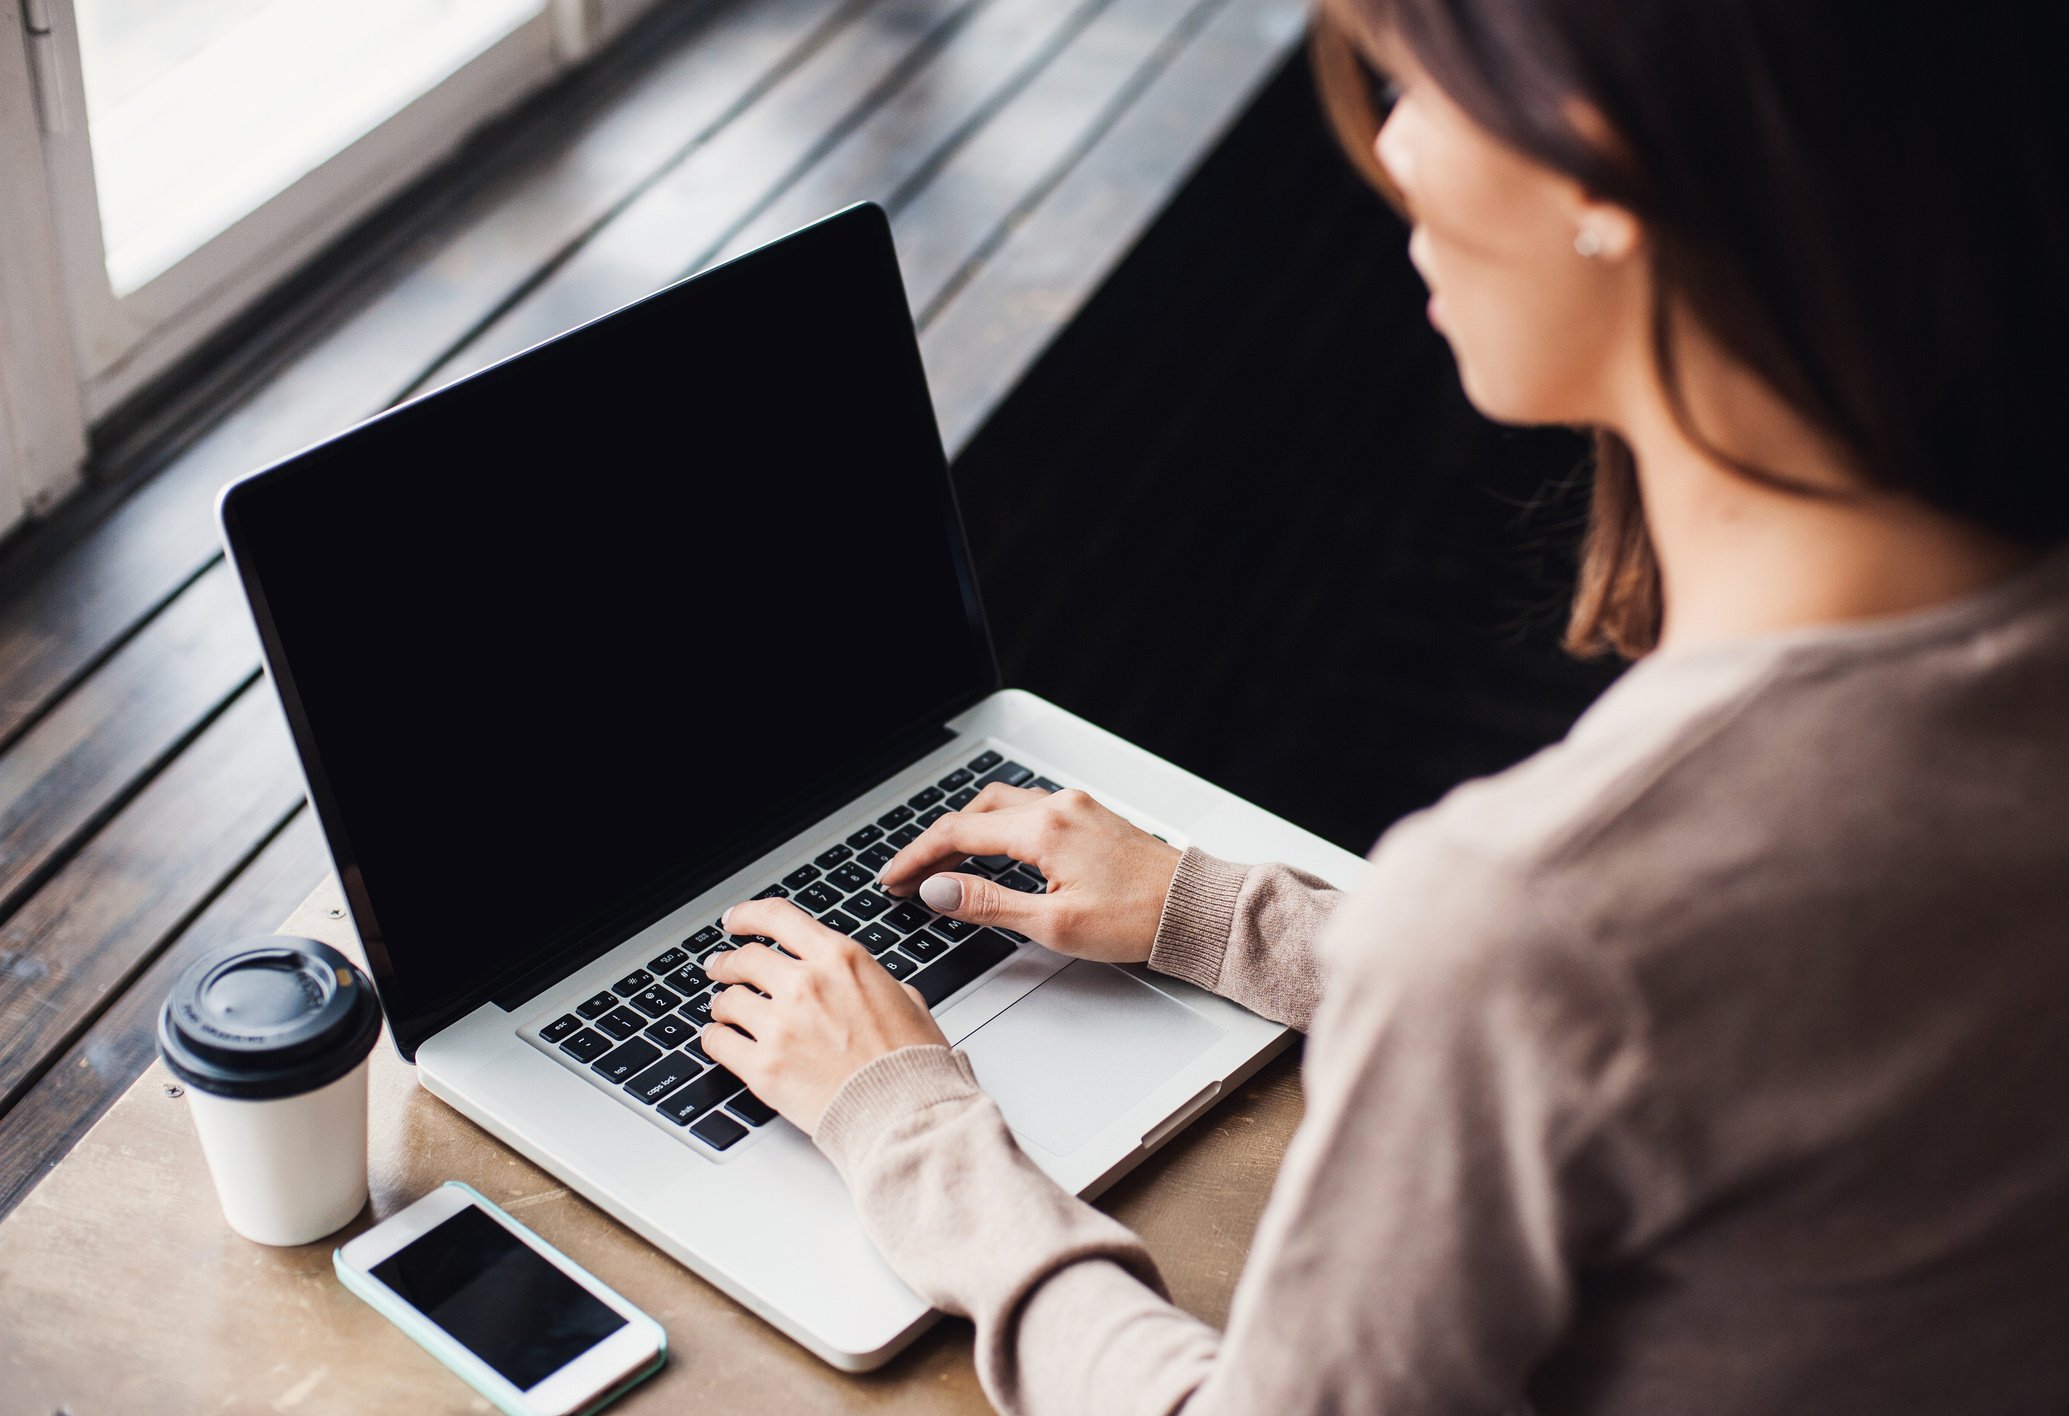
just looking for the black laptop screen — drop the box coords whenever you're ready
[222,207,995,1056]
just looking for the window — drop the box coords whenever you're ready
[0,0,667,539]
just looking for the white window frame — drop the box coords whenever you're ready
[0,0,669,538]
[0,6,85,538]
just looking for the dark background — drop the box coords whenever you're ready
[953,54,1623,856]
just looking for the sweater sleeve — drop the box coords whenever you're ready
[815,826,1651,1416]
[1146,847,1345,1031]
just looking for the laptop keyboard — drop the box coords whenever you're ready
[529,748,1065,1156]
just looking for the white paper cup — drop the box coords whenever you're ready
[159,938,383,1247]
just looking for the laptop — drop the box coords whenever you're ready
[216,202,1364,1369]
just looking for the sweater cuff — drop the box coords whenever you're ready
[814,1043,985,1175]
[1148,846,1248,992]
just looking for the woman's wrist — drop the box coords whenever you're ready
[813,1043,986,1174]
[1146,847,1249,992]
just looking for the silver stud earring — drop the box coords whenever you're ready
[1574,227,1604,259]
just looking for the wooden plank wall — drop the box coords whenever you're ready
[0,0,1307,1217]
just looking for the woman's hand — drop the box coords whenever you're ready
[700,897,947,1134]
[877,785,1182,964]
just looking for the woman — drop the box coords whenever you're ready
[700,0,2069,1408]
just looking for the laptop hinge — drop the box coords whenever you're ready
[487,719,962,1016]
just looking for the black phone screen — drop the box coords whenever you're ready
[370,1202,630,1390]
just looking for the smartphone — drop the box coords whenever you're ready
[335,1181,666,1416]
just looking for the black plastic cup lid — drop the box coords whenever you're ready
[158,937,382,1100]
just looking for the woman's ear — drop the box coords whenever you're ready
[1558,96,1645,263]
[1574,198,1644,263]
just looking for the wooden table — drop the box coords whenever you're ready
[0,877,1301,1413]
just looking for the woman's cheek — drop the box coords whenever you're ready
[1423,217,1607,425]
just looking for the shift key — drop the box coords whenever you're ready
[911,929,1016,1008]
[657,1066,745,1126]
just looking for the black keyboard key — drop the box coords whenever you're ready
[681,1033,712,1065]
[884,901,932,933]
[540,1013,582,1044]
[968,749,1003,773]
[680,991,715,1028]
[907,785,944,810]
[689,925,725,953]
[592,1037,662,1084]
[859,841,896,871]
[782,863,822,890]
[596,1006,647,1041]
[625,1051,700,1104]
[971,853,1017,873]
[796,881,845,914]
[657,1066,744,1125]
[665,962,710,994]
[878,950,920,982]
[814,843,854,869]
[821,910,859,935]
[946,788,978,810]
[613,969,654,997]
[692,1110,750,1150]
[976,761,1034,789]
[998,872,1040,894]
[912,929,1017,1007]
[631,984,683,1018]
[644,1014,695,1049]
[559,1028,612,1063]
[575,992,617,1020]
[753,883,790,900]
[855,922,900,954]
[1030,777,1063,793]
[828,862,873,892]
[647,947,688,975]
[917,805,949,827]
[887,823,923,848]
[933,915,976,941]
[937,767,974,791]
[901,929,951,964]
[877,804,915,829]
[728,1092,778,1126]
[844,889,891,919]
[846,823,885,849]
[1018,862,1047,884]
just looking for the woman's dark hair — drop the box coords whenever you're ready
[1313,1,2069,656]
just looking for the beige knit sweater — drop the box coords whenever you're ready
[817,544,2069,1415]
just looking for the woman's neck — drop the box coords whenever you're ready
[1613,373,2037,655]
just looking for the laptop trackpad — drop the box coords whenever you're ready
[957,960,1225,1157]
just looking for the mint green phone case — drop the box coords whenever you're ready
[334,1181,667,1416]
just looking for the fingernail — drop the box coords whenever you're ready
[920,875,962,912]
[720,907,734,931]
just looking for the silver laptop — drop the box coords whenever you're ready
[216,203,1364,1369]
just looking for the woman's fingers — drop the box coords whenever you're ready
[915,870,1059,935]
[957,781,1053,814]
[708,980,776,1036]
[721,897,841,962]
[703,940,791,992]
[699,911,949,1134]
[698,1017,755,1073]
[878,798,1055,897]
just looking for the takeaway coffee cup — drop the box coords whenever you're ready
[158,937,382,1246]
